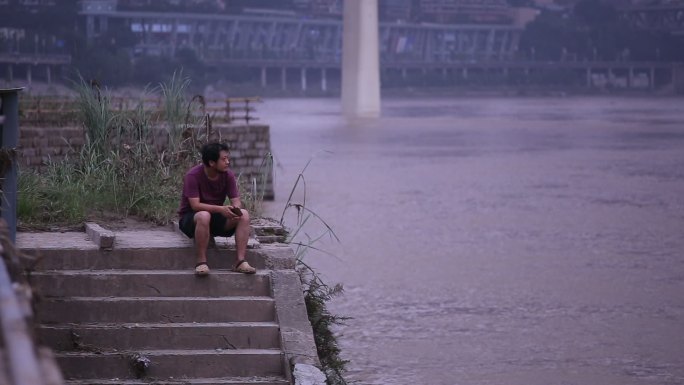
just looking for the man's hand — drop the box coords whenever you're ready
[221,205,242,219]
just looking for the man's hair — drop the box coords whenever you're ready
[201,142,229,166]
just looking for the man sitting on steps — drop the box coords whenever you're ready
[178,142,256,276]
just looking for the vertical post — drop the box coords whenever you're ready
[86,15,95,42]
[281,67,287,91]
[225,99,232,124]
[46,65,52,84]
[0,88,22,243]
[342,0,380,118]
[261,67,267,88]
[171,18,178,57]
[650,67,655,89]
[321,68,327,92]
[586,68,591,87]
[27,65,32,85]
[6,65,12,83]
[301,67,307,92]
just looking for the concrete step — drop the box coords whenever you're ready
[30,249,268,271]
[39,322,281,351]
[31,270,272,298]
[65,376,289,384]
[37,297,275,324]
[56,349,284,380]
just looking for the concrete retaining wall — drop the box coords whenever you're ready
[17,123,274,199]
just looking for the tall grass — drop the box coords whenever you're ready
[236,151,274,217]
[75,78,117,159]
[160,71,192,152]
[18,73,204,228]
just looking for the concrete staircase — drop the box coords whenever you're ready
[18,228,313,385]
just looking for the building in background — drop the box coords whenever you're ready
[293,0,343,18]
[380,0,415,22]
[418,0,513,24]
[617,0,684,35]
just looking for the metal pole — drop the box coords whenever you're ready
[0,88,22,243]
[0,259,45,385]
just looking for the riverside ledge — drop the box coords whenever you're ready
[16,221,325,385]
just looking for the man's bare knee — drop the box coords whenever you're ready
[194,211,211,226]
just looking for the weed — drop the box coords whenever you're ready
[279,154,349,385]
[17,72,206,228]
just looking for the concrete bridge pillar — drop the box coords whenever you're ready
[650,67,655,89]
[301,67,307,92]
[342,0,380,118]
[321,68,328,92]
[281,67,287,91]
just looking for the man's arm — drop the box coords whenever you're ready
[229,197,242,209]
[188,197,239,218]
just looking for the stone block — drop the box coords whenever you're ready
[85,222,116,250]
[293,363,326,385]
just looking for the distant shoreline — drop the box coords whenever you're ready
[4,80,682,99]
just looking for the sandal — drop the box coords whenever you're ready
[233,260,256,274]
[195,262,210,277]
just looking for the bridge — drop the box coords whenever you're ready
[2,1,683,106]
[79,2,523,67]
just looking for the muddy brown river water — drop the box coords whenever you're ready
[260,96,684,385]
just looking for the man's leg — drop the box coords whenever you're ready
[193,211,212,267]
[224,209,255,273]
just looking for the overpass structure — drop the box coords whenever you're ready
[80,0,522,92]
[81,2,522,63]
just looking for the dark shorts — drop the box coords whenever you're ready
[179,211,236,239]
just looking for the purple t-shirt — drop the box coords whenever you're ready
[178,164,239,217]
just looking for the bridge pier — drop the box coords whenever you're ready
[301,67,307,92]
[342,0,380,118]
[586,68,591,87]
[321,68,327,92]
[281,67,287,91]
